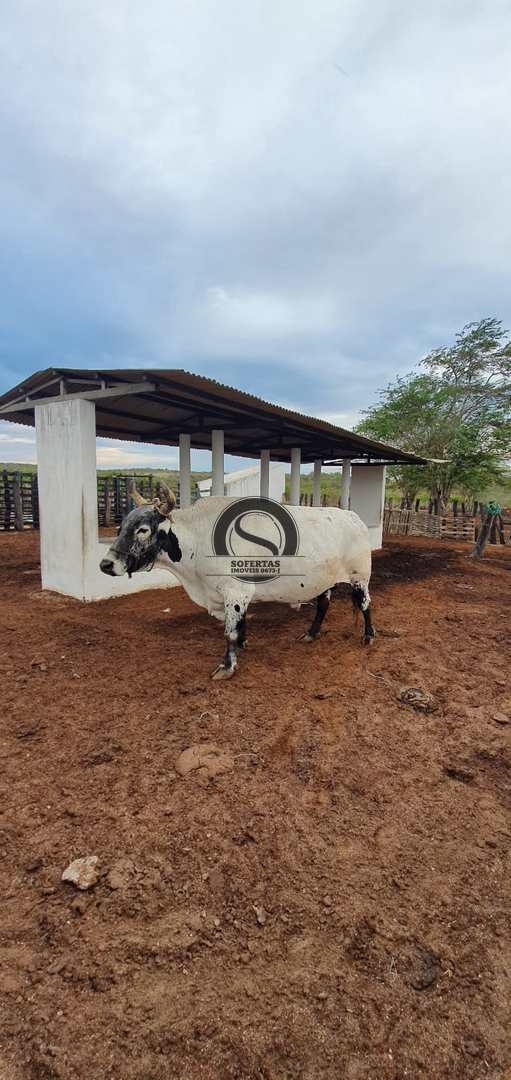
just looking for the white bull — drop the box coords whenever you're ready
[100,484,375,680]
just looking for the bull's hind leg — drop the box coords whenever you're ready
[212,595,249,680]
[236,613,248,649]
[301,589,331,643]
[351,581,375,644]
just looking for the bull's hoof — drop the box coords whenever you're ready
[211,664,236,681]
[300,631,317,643]
[240,640,248,650]
[364,633,375,646]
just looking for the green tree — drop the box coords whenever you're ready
[358,318,511,508]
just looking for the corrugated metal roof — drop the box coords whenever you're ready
[0,366,428,465]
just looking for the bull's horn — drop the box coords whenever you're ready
[156,480,176,516]
[129,482,150,507]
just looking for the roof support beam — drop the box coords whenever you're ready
[260,450,270,498]
[289,448,301,506]
[0,382,157,415]
[312,459,322,506]
[211,430,225,496]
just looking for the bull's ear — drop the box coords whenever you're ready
[129,481,150,507]
[156,480,176,517]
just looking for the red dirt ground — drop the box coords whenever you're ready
[0,532,510,1080]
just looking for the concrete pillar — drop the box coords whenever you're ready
[260,450,270,498]
[340,459,351,509]
[290,447,301,505]
[350,465,386,549]
[211,429,225,496]
[312,459,322,506]
[179,433,191,508]
[35,399,99,600]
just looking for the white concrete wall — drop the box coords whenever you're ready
[349,465,386,549]
[198,463,286,501]
[35,399,100,599]
[35,399,178,601]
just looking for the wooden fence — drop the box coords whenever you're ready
[0,471,39,530]
[383,506,511,544]
[0,472,198,530]
[2,471,510,544]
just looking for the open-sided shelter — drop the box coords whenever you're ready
[0,367,426,599]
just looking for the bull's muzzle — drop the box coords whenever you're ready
[100,557,117,576]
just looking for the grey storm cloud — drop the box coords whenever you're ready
[1,0,510,465]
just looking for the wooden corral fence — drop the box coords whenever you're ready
[0,472,201,530]
[97,474,155,527]
[383,504,511,545]
[0,471,39,530]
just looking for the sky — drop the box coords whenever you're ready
[1,0,510,471]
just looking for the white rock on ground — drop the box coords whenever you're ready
[61,855,100,890]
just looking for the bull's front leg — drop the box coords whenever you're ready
[211,590,250,681]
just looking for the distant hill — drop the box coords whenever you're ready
[0,464,210,485]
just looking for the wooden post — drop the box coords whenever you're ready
[471,510,494,559]
[32,475,39,529]
[3,471,12,531]
[415,498,420,512]
[13,472,24,531]
[125,476,134,515]
[104,477,112,527]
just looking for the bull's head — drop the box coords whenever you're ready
[100,481,182,578]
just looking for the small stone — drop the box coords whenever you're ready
[399,687,438,713]
[492,712,510,726]
[323,895,333,907]
[175,743,234,780]
[254,905,267,926]
[62,855,100,891]
[240,951,251,964]
[213,917,221,928]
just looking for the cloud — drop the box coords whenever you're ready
[95,443,177,469]
[0,0,510,440]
